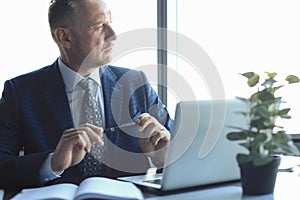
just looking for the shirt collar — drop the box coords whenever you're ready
[58,58,102,91]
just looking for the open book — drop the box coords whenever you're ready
[11,177,144,200]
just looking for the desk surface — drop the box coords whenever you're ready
[143,171,300,200]
[142,156,300,200]
[2,172,299,200]
[3,157,300,200]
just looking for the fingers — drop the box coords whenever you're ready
[63,129,90,151]
[136,113,163,132]
[79,123,104,138]
[136,113,169,145]
[64,124,104,152]
[136,114,170,167]
[52,128,91,172]
[52,123,105,172]
[136,113,152,130]
[150,129,170,146]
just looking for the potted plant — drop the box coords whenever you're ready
[226,71,300,195]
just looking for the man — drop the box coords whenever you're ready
[0,0,173,189]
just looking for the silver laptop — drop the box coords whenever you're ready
[118,99,248,191]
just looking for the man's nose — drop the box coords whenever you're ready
[105,24,117,41]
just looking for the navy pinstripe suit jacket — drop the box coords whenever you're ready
[0,60,173,189]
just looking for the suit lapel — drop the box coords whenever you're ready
[41,61,74,131]
[39,63,128,132]
[101,66,124,128]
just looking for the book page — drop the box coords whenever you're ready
[11,183,78,200]
[75,177,144,200]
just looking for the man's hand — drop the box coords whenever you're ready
[51,123,104,173]
[136,113,170,166]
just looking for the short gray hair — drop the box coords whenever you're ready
[48,0,100,41]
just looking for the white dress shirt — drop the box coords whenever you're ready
[40,58,105,183]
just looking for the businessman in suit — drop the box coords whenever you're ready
[0,0,173,189]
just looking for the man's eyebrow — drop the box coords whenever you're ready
[90,16,111,28]
[90,21,104,28]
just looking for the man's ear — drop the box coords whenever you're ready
[54,27,72,48]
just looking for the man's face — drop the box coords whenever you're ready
[70,0,116,71]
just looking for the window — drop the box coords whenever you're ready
[109,0,157,73]
[0,0,58,91]
[167,0,300,134]
[0,0,157,92]
[1,1,299,135]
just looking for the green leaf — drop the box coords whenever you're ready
[277,108,290,117]
[252,105,270,118]
[227,125,247,131]
[248,74,260,87]
[261,78,277,88]
[266,72,277,79]
[273,85,283,92]
[273,97,282,105]
[273,131,290,144]
[273,143,299,156]
[267,131,299,156]
[226,131,248,140]
[254,133,267,142]
[257,90,274,101]
[281,115,291,119]
[263,119,275,129]
[286,75,300,84]
[239,142,250,149]
[285,144,300,155]
[235,96,249,102]
[251,118,268,129]
[250,92,259,101]
[240,72,255,79]
[264,141,278,153]
[249,134,267,155]
[240,72,260,87]
[237,154,252,164]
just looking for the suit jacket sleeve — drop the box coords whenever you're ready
[136,71,173,132]
[0,80,49,189]
[101,67,174,176]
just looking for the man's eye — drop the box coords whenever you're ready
[94,24,104,30]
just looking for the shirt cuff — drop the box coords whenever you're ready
[40,152,64,183]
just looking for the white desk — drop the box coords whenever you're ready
[2,157,300,200]
[144,156,300,200]
[143,172,300,200]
